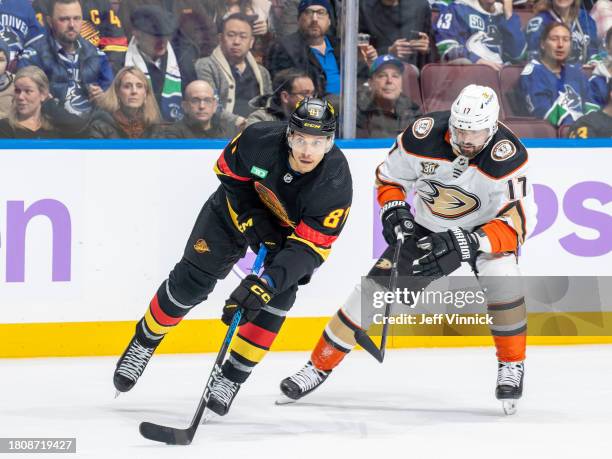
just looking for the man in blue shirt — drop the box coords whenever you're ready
[266,0,341,99]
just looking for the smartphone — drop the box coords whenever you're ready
[408,30,421,41]
[245,14,259,23]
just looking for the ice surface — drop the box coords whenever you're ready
[2,346,611,458]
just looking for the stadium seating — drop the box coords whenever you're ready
[501,119,558,138]
[402,64,423,109]
[500,65,532,118]
[420,64,502,113]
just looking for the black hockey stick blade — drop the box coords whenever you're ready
[139,421,195,445]
[354,329,384,363]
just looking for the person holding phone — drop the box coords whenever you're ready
[359,0,433,69]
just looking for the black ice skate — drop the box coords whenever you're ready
[277,361,331,404]
[113,335,160,395]
[205,367,241,416]
[495,360,524,415]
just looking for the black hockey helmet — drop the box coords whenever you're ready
[288,97,336,137]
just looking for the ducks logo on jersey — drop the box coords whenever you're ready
[418,180,481,219]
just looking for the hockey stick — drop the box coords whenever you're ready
[354,230,404,363]
[139,245,268,445]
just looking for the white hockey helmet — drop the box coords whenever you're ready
[449,84,500,157]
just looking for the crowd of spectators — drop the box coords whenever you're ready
[0,0,607,139]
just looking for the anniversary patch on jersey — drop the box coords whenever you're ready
[421,161,440,175]
[375,258,392,270]
[254,182,296,227]
[491,139,517,161]
[418,180,481,219]
[412,117,434,139]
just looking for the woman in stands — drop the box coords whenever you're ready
[88,66,162,139]
[519,22,599,126]
[0,66,87,139]
[525,0,600,65]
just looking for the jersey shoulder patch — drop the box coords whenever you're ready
[400,111,454,161]
[411,116,435,139]
[476,124,528,179]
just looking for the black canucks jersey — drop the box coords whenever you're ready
[215,121,353,293]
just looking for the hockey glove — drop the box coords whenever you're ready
[222,274,274,326]
[412,227,480,278]
[381,200,415,245]
[238,209,284,256]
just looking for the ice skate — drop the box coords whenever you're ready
[496,360,524,415]
[277,361,331,404]
[206,367,241,416]
[113,335,160,395]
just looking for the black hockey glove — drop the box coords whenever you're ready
[222,274,274,326]
[412,227,480,278]
[381,200,415,245]
[238,209,284,256]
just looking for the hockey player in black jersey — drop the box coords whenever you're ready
[113,97,353,417]
[281,85,535,415]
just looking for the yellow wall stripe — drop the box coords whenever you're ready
[2,313,612,358]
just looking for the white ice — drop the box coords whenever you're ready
[2,345,612,459]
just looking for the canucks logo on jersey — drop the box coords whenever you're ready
[434,0,525,64]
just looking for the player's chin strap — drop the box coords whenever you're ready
[353,229,404,363]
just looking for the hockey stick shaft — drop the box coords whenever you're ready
[354,231,404,363]
[139,245,267,444]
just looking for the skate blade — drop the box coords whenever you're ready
[201,407,216,424]
[114,390,121,399]
[502,400,518,415]
[275,394,298,405]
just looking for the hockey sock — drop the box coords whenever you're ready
[222,306,285,383]
[311,309,359,371]
[488,296,527,362]
[136,280,189,347]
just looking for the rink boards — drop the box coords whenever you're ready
[0,139,610,357]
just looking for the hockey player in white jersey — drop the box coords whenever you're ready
[279,85,535,415]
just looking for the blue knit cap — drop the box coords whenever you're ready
[298,0,332,17]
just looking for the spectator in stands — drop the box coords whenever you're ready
[590,0,612,41]
[203,0,272,37]
[0,0,46,63]
[18,0,114,117]
[0,40,15,118]
[434,0,526,71]
[275,0,339,37]
[0,65,88,138]
[118,0,218,61]
[88,65,161,138]
[569,77,612,137]
[126,5,196,123]
[356,54,422,138]
[519,22,599,126]
[195,13,271,118]
[589,26,612,106]
[246,67,315,125]
[359,0,432,71]
[33,0,128,74]
[526,0,600,65]
[266,0,340,99]
[156,80,241,138]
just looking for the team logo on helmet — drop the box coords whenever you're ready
[491,140,517,161]
[412,117,434,139]
[418,180,481,219]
